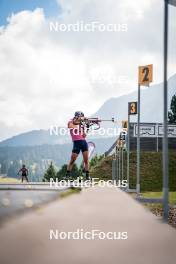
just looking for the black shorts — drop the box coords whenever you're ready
[72,140,88,154]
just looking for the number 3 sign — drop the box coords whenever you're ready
[138,64,153,86]
[128,102,138,115]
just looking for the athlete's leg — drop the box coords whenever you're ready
[82,150,90,180]
[67,152,78,171]
[82,151,89,171]
[25,176,29,182]
[67,141,80,172]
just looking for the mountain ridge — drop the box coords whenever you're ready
[93,74,176,123]
[0,74,176,147]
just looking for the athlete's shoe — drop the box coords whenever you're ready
[63,171,71,181]
[85,171,91,181]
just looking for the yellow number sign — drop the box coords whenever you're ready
[138,64,153,86]
[122,120,128,129]
[128,102,137,115]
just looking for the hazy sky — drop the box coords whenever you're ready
[0,0,175,140]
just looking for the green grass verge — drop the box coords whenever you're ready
[0,177,20,183]
[142,192,176,205]
[60,187,81,199]
[90,151,176,192]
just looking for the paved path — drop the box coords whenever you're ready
[0,189,67,222]
[0,183,69,190]
[0,186,176,264]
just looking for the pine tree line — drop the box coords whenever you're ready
[43,154,104,182]
[168,94,176,124]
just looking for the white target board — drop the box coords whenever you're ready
[134,124,176,138]
[134,124,156,137]
[158,125,176,137]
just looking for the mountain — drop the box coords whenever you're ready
[0,128,70,147]
[93,74,176,124]
[0,74,175,147]
[0,74,175,180]
[0,137,116,180]
[0,137,116,166]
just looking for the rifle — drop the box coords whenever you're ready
[80,117,115,130]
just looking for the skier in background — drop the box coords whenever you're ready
[18,164,29,183]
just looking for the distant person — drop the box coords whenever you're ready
[18,165,29,183]
[66,111,90,180]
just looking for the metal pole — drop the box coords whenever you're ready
[112,159,115,180]
[157,136,159,152]
[127,113,130,189]
[116,150,119,181]
[122,145,124,181]
[157,124,159,152]
[163,0,169,221]
[118,147,121,181]
[115,146,118,181]
[137,83,141,194]
[114,148,117,181]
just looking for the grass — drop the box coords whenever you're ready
[90,156,113,180]
[142,191,176,205]
[90,151,176,192]
[60,187,81,199]
[0,177,20,183]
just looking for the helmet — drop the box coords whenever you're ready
[74,111,84,117]
[22,164,25,167]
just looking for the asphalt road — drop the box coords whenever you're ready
[0,186,68,222]
[0,186,176,264]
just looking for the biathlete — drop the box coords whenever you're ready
[66,111,90,180]
[18,164,29,183]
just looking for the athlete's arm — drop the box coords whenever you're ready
[83,132,87,138]
[68,121,78,129]
[17,169,21,175]
[68,117,83,129]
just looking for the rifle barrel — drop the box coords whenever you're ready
[87,118,115,122]
[100,118,115,122]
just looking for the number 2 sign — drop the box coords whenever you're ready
[138,64,153,86]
